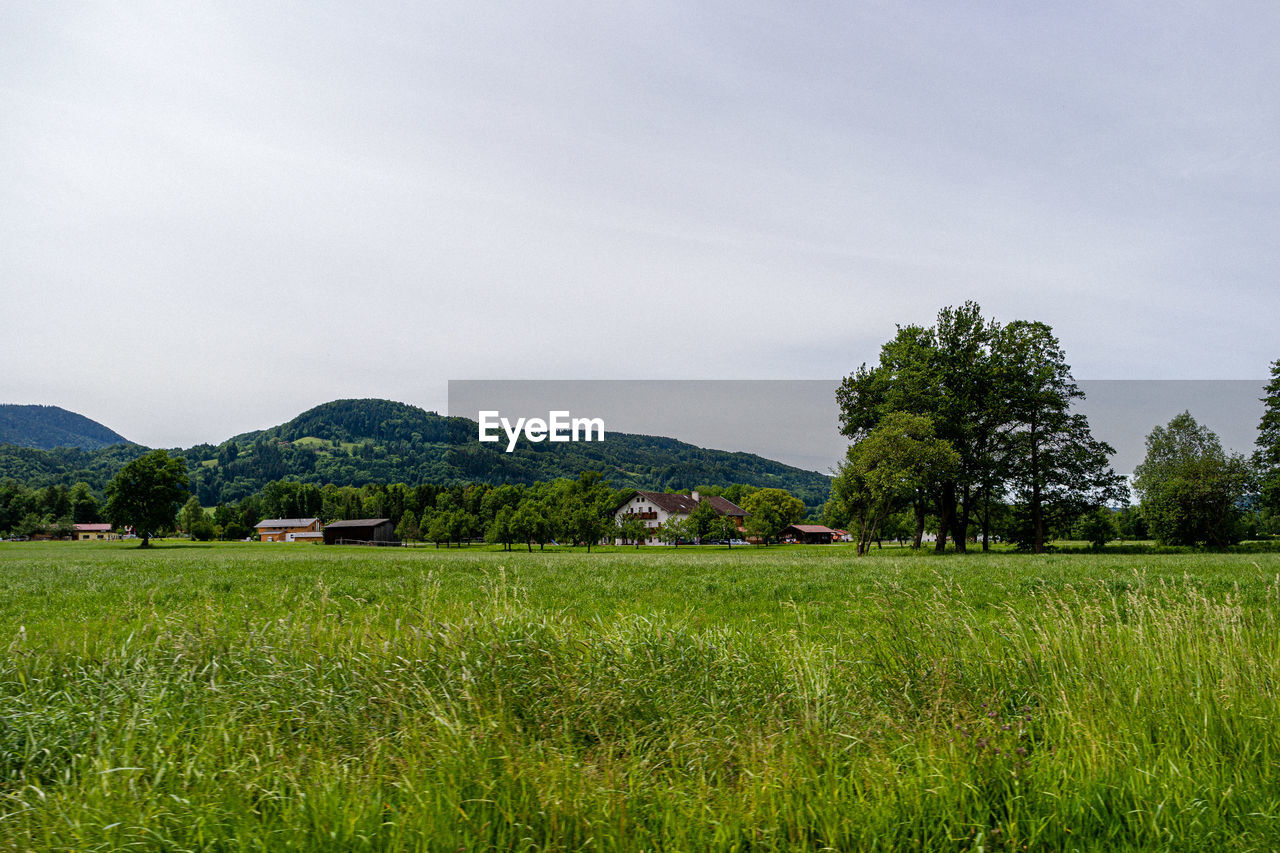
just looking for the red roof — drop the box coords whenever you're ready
[74,523,112,532]
[783,524,839,534]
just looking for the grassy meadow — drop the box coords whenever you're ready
[1,540,1279,850]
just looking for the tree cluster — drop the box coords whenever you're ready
[0,479,101,539]
[194,473,803,551]
[1132,412,1253,547]
[836,302,1127,553]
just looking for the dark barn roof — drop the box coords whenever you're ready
[322,518,397,545]
[323,518,392,529]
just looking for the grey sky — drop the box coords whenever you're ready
[3,4,1278,449]
[449,380,1267,479]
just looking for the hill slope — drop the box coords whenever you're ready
[0,399,832,508]
[203,399,831,507]
[0,404,129,450]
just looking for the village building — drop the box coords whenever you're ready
[779,524,841,544]
[321,518,397,545]
[73,523,113,541]
[611,490,748,545]
[255,518,321,543]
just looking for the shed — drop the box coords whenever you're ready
[73,523,113,541]
[322,518,397,545]
[780,524,840,544]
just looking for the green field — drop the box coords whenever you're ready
[2,541,1279,850]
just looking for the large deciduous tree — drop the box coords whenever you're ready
[993,320,1127,552]
[832,412,958,556]
[838,302,1001,551]
[104,450,190,548]
[1134,411,1253,547]
[740,488,805,545]
[838,303,1123,552]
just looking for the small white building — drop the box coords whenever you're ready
[611,490,747,545]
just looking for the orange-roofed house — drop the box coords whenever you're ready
[255,518,322,542]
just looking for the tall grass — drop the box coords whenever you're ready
[1,542,1278,850]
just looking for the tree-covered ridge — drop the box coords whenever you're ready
[0,404,130,450]
[198,398,830,509]
[0,399,831,510]
[232,398,465,445]
[0,443,150,491]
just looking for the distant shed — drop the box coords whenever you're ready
[322,518,397,545]
[73,523,113,541]
[780,524,840,544]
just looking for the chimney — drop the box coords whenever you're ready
[691,490,700,502]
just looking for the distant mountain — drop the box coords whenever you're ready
[0,404,129,450]
[0,398,831,509]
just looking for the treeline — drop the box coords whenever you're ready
[822,488,1277,550]
[830,302,1280,551]
[204,476,787,549]
[0,479,104,540]
[0,443,149,494]
[0,469,808,550]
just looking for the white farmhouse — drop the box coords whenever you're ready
[611,490,748,545]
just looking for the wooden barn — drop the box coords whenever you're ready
[322,518,398,545]
[780,524,840,544]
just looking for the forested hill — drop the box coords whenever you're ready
[231,398,463,445]
[0,404,130,450]
[0,399,832,508]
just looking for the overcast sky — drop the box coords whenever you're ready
[3,3,1278,449]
